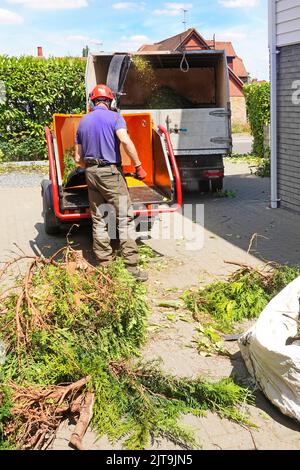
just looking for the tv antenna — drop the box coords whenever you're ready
[182,8,188,31]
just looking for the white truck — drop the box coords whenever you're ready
[86,50,232,192]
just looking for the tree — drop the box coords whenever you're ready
[82,45,89,58]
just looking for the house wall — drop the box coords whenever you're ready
[229,76,247,126]
[276,0,300,47]
[230,97,247,126]
[183,36,207,50]
[277,42,300,211]
[229,76,244,97]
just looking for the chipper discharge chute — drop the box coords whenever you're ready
[42,55,182,235]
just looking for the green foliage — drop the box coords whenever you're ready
[93,361,253,449]
[254,156,270,178]
[195,325,228,357]
[62,147,77,185]
[0,386,15,450]
[226,154,260,165]
[227,153,270,179]
[231,122,251,134]
[0,137,47,161]
[131,56,157,92]
[184,265,300,332]
[82,46,90,58]
[244,82,270,157]
[145,86,192,109]
[0,56,86,161]
[0,252,253,449]
[214,190,237,199]
[138,244,157,268]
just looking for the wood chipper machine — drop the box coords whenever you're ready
[42,54,182,235]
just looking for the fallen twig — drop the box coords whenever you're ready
[70,392,95,450]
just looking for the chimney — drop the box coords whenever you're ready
[37,46,43,57]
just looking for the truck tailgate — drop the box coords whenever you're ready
[155,108,231,155]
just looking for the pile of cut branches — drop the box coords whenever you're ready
[184,264,300,333]
[0,249,253,450]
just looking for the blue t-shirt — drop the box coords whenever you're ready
[76,107,127,164]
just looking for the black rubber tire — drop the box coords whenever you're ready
[211,178,224,193]
[43,187,60,235]
[198,180,210,193]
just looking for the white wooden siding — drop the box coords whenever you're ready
[276,0,300,46]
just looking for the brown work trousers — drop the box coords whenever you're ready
[85,164,138,266]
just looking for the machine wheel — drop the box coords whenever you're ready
[198,180,210,193]
[42,184,60,235]
[211,178,223,193]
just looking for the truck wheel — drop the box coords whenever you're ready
[211,178,223,193]
[43,187,60,235]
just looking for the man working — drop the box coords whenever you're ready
[75,84,148,282]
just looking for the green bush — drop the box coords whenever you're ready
[0,56,86,161]
[244,82,270,157]
[0,138,47,161]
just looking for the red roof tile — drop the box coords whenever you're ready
[206,40,236,57]
[233,56,248,78]
[138,28,208,52]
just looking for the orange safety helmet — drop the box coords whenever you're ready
[89,84,114,102]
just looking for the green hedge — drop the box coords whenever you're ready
[0,56,86,161]
[243,82,270,157]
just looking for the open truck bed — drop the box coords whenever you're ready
[43,112,182,235]
[86,51,232,192]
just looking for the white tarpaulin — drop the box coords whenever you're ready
[239,276,300,422]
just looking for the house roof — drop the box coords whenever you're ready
[232,56,248,78]
[206,40,236,57]
[138,28,209,52]
[207,40,247,78]
[228,67,245,88]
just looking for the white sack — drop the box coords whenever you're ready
[239,276,300,422]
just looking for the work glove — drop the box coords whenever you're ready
[135,164,147,180]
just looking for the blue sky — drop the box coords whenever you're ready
[0,0,268,79]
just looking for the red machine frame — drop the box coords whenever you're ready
[45,124,182,222]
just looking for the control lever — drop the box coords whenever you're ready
[169,124,188,134]
[165,115,187,134]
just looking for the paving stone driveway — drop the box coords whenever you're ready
[1,161,300,450]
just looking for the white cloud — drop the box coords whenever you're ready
[6,0,88,10]
[66,35,94,42]
[126,34,149,42]
[154,2,193,16]
[0,8,23,24]
[219,0,259,7]
[114,34,151,51]
[112,2,145,10]
[49,33,101,44]
[212,27,247,41]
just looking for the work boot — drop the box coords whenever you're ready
[95,259,113,270]
[126,265,148,282]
